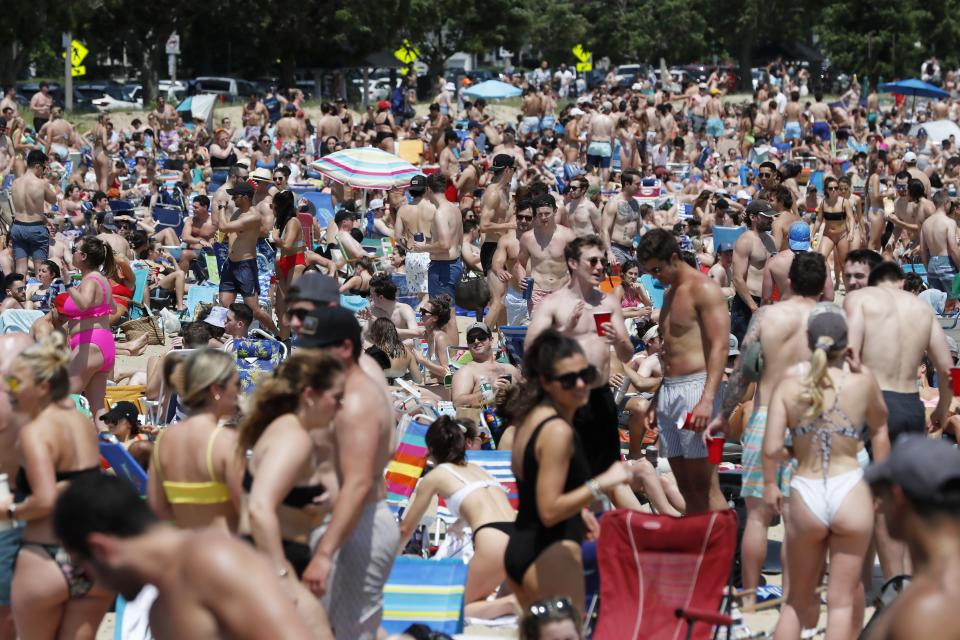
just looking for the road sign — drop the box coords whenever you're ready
[71,40,88,67]
[576,61,593,73]
[71,65,86,77]
[166,32,180,55]
[572,44,591,63]
[394,39,419,65]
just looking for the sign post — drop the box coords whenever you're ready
[63,32,73,111]
[166,32,180,85]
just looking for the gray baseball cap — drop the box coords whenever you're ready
[864,435,960,502]
[287,272,339,304]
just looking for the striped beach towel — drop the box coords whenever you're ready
[385,417,432,504]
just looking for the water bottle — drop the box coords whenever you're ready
[478,376,495,404]
[0,474,12,531]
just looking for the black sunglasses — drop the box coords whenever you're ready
[587,256,609,269]
[529,596,576,619]
[420,309,434,316]
[285,308,310,321]
[758,172,774,178]
[516,214,533,221]
[466,333,489,344]
[550,365,598,389]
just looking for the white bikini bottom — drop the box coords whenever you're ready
[789,468,864,527]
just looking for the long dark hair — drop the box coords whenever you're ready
[273,189,296,233]
[425,415,468,465]
[505,329,585,423]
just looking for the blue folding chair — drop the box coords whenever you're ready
[381,557,467,636]
[901,262,928,284]
[128,265,150,320]
[639,274,667,310]
[498,325,528,368]
[99,435,148,496]
[291,189,335,228]
[153,204,185,237]
[108,199,136,213]
[185,283,219,318]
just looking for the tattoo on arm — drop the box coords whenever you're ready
[720,308,764,419]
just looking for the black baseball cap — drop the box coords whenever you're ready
[287,272,340,304]
[408,174,427,194]
[745,198,777,218]
[226,180,255,197]
[101,401,140,426]
[491,154,515,172]
[865,434,960,503]
[298,306,362,352]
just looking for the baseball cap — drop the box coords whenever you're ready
[101,401,140,426]
[698,82,708,89]
[98,211,117,232]
[444,82,455,92]
[807,302,847,352]
[745,199,777,218]
[287,272,340,304]
[903,151,918,164]
[569,108,585,116]
[735,190,750,201]
[204,306,228,328]
[226,181,255,197]
[298,306,362,351]
[728,334,740,357]
[717,241,734,253]
[864,434,960,502]
[788,222,812,251]
[491,154,515,172]
[408,174,427,194]
[466,322,492,340]
[377,99,390,110]
[947,335,959,358]
[369,198,384,210]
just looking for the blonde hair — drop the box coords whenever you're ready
[236,351,344,454]
[20,332,71,401]
[175,349,237,411]
[800,336,837,420]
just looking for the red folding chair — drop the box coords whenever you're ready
[594,508,738,640]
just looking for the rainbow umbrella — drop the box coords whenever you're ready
[309,147,420,190]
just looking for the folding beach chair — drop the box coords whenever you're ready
[398,138,424,166]
[184,283,219,319]
[291,189,335,228]
[152,204,185,238]
[499,325,528,368]
[381,557,468,636]
[385,415,433,505]
[104,385,149,416]
[99,434,148,496]
[594,508,738,640]
[435,449,519,524]
[639,274,667,310]
[227,337,287,395]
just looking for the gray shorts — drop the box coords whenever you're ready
[318,501,400,640]
[928,255,957,298]
[10,221,49,261]
[656,372,711,459]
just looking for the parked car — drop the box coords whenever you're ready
[195,76,258,102]
[615,64,648,88]
[92,85,142,111]
[16,81,95,113]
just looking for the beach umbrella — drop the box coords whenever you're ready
[461,80,522,100]
[309,147,420,190]
[878,78,949,116]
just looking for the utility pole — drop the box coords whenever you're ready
[63,32,73,112]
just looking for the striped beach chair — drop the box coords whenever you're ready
[385,416,432,505]
[381,557,468,636]
[499,325,528,368]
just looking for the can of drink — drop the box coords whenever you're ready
[522,277,534,300]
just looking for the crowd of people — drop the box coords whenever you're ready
[0,57,959,640]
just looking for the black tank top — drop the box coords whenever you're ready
[515,415,591,544]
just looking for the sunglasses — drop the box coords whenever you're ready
[516,214,533,221]
[274,176,284,182]
[550,365,598,389]
[528,597,575,619]
[466,333,490,344]
[420,309,434,316]
[586,256,609,269]
[895,183,908,189]
[758,172,774,178]
[826,186,839,191]
[285,308,311,321]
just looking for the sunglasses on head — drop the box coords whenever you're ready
[528,597,575,619]
[550,365,598,389]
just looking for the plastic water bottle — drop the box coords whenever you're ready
[478,377,495,404]
[0,474,12,531]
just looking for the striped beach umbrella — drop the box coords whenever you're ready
[309,147,420,190]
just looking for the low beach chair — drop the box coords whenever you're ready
[385,415,433,506]
[639,274,667,310]
[498,325,528,368]
[381,557,468,636]
[227,336,286,395]
[594,508,738,640]
[99,434,148,496]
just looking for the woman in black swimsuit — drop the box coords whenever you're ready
[813,176,854,289]
[237,351,346,637]
[503,330,636,616]
[2,333,112,638]
[374,100,397,154]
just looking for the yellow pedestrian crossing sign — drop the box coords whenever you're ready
[394,40,419,65]
[71,66,86,77]
[71,40,88,67]
[572,44,592,73]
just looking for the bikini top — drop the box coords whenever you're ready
[16,465,101,497]
[793,373,865,483]
[152,425,231,505]
[439,463,505,520]
[241,468,326,509]
[821,199,847,222]
[59,273,112,320]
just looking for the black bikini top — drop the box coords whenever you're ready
[16,466,101,497]
[242,468,326,509]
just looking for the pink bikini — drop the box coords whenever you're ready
[62,274,116,373]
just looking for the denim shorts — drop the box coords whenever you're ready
[10,221,49,261]
[427,258,463,300]
[0,524,24,605]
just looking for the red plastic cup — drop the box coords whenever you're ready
[951,368,960,395]
[593,311,612,336]
[611,262,621,276]
[707,435,725,464]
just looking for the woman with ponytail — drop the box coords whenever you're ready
[763,303,890,640]
[399,415,518,619]
[2,333,112,638]
[147,349,244,531]
[60,235,116,418]
[237,351,345,638]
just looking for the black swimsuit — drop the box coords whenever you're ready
[503,415,591,584]
[241,469,326,578]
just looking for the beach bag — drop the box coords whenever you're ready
[454,269,489,314]
[121,316,164,346]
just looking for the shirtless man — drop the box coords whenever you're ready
[241,93,268,141]
[638,229,730,514]
[28,82,52,132]
[180,195,217,273]
[0,118,12,179]
[519,87,542,141]
[762,221,834,304]
[889,177,934,253]
[478,154,516,275]
[97,212,132,259]
[920,191,960,309]
[517,194,576,314]
[217,180,279,334]
[366,274,420,340]
[9,150,56,275]
[705,88,724,141]
[784,90,803,143]
[708,242,736,298]
[212,163,247,222]
[437,130,459,179]
[711,251,829,606]
[809,92,832,142]
[52,475,315,640]
[0,334,32,639]
[731,200,777,343]
[316,103,341,144]
[601,169,642,264]
[452,322,520,408]
[903,151,931,196]
[0,88,17,116]
[395,175,435,303]
[491,131,526,174]
[152,95,180,153]
[298,307,399,640]
[417,173,463,300]
[275,105,304,156]
[768,184,800,251]
[864,437,960,640]
[562,175,602,239]
[842,249,883,293]
[526,235,636,501]
[486,198,534,327]
[586,101,615,182]
[845,261,953,579]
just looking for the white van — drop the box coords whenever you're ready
[195,77,259,102]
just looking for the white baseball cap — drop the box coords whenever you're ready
[903,151,918,163]
[569,108,585,116]
[369,198,384,210]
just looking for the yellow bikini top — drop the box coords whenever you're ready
[153,425,231,505]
